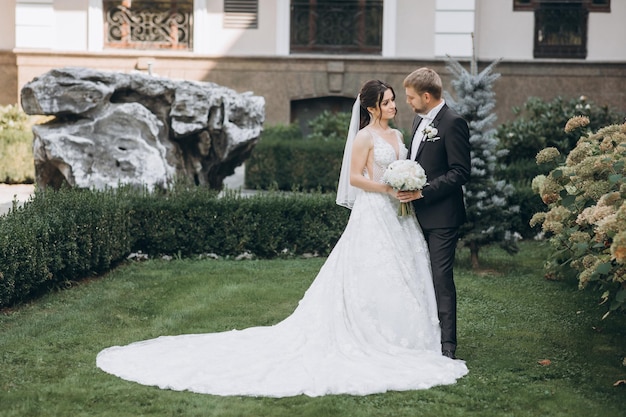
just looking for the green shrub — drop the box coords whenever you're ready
[0,186,133,306]
[259,122,303,141]
[246,111,353,191]
[496,96,625,238]
[0,185,349,308]
[245,139,344,191]
[128,185,347,258]
[306,110,352,142]
[246,110,409,192]
[531,120,626,317]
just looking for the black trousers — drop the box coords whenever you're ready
[421,227,459,351]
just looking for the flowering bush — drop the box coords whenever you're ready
[530,118,626,317]
[0,104,37,183]
[496,96,625,239]
[0,104,30,131]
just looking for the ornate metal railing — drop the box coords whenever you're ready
[104,0,193,50]
[290,0,383,54]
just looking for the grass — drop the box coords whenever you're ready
[1,241,625,417]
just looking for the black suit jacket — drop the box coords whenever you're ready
[409,104,471,229]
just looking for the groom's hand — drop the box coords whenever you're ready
[397,190,423,202]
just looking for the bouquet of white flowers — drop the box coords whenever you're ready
[382,160,428,216]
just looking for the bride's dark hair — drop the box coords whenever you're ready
[358,80,395,129]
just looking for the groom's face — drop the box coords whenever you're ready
[405,87,428,114]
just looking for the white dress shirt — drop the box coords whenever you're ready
[410,100,445,161]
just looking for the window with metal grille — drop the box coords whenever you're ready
[514,1,611,58]
[534,2,587,59]
[588,0,610,12]
[224,0,259,29]
[514,0,610,12]
[103,0,193,50]
[290,0,383,54]
[513,0,533,11]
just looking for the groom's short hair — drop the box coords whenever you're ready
[403,68,442,100]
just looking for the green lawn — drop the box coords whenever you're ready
[1,241,625,417]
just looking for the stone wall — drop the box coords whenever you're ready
[3,51,626,131]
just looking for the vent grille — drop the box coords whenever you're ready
[224,0,258,29]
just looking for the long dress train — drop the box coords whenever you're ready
[96,131,468,397]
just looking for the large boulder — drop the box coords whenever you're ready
[21,67,265,190]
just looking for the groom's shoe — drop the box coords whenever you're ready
[442,349,456,359]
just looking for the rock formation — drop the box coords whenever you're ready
[20,67,264,190]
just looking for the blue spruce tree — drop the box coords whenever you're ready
[444,54,520,268]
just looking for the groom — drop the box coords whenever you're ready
[398,67,471,360]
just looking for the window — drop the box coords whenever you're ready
[513,0,533,11]
[224,0,259,29]
[588,0,610,12]
[534,2,587,59]
[514,0,610,12]
[513,1,611,59]
[103,0,193,50]
[290,0,383,54]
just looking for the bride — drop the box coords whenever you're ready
[96,80,468,397]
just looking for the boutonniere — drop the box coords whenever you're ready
[422,124,440,142]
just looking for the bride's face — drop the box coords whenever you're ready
[371,89,397,121]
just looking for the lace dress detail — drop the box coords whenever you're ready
[370,128,405,182]
[96,129,468,397]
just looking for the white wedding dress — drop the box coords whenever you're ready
[96,132,468,397]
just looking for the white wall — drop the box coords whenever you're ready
[14,0,88,51]
[587,1,626,61]
[197,0,278,56]
[395,0,436,58]
[87,0,103,52]
[54,0,88,51]
[394,0,476,59]
[476,0,626,62]
[434,0,475,58]
[475,0,534,61]
[9,0,626,61]
[15,0,55,49]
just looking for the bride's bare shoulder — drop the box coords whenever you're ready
[392,128,404,140]
[354,128,374,146]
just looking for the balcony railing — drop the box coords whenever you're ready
[104,0,193,50]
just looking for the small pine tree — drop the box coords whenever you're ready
[444,53,520,269]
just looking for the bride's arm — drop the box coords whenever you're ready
[349,130,394,195]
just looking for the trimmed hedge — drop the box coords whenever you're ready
[245,138,345,191]
[0,186,349,308]
[0,187,133,307]
[245,111,407,192]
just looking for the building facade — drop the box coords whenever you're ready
[0,0,624,130]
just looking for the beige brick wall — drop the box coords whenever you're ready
[3,51,625,130]
[0,52,17,107]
